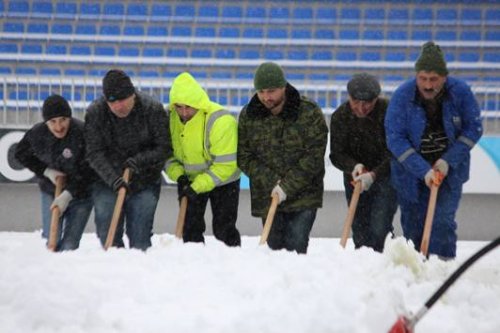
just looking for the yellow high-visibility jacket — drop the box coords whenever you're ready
[165,72,240,193]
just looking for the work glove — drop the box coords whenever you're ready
[184,186,198,202]
[354,172,375,193]
[125,157,140,175]
[424,169,435,188]
[177,175,191,200]
[433,158,449,177]
[271,184,287,204]
[112,176,129,192]
[50,190,73,214]
[351,163,365,179]
[43,168,65,185]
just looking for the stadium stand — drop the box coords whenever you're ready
[0,0,499,131]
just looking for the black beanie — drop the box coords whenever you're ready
[42,94,72,121]
[415,41,449,76]
[347,73,381,101]
[102,69,135,102]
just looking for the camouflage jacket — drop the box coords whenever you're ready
[237,84,328,217]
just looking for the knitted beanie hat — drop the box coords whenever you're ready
[347,73,381,101]
[415,41,449,76]
[102,69,135,102]
[42,94,72,121]
[253,62,287,90]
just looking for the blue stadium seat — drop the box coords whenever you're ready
[437,8,457,22]
[484,9,499,23]
[143,47,164,57]
[147,26,168,36]
[292,29,312,39]
[0,43,18,53]
[460,31,481,41]
[211,72,232,79]
[360,51,381,61]
[287,73,305,80]
[243,28,263,38]
[309,73,329,81]
[216,49,236,59]
[100,25,121,35]
[339,29,359,40]
[80,3,100,17]
[222,6,242,18]
[269,7,289,20]
[484,52,500,62]
[127,3,148,18]
[89,69,108,77]
[0,67,12,74]
[70,46,91,55]
[175,4,195,17]
[388,9,409,23]
[56,2,77,16]
[485,30,499,41]
[363,30,383,40]
[171,26,192,36]
[385,52,406,61]
[458,53,480,62]
[199,5,218,18]
[167,48,188,57]
[293,7,313,20]
[195,27,216,37]
[340,8,361,22]
[267,28,287,39]
[412,8,433,23]
[8,1,29,15]
[288,50,308,60]
[40,68,61,76]
[311,50,333,60]
[364,8,385,22]
[412,30,432,41]
[3,22,24,33]
[316,7,336,21]
[119,47,139,57]
[460,8,481,23]
[22,44,42,54]
[15,67,36,75]
[51,23,72,34]
[336,51,357,61]
[314,29,334,39]
[46,45,66,54]
[65,69,86,76]
[75,24,97,35]
[139,70,159,78]
[191,49,212,58]
[150,3,171,19]
[95,46,115,56]
[28,23,49,34]
[245,7,266,21]
[32,2,53,15]
[123,25,145,36]
[264,50,284,60]
[444,53,455,62]
[236,72,254,80]
[103,3,124,17]
[239,49,260,59]
[387,30,407,40]
[10,90,29,100]
[219,27,239,38]
[435,31,457,41]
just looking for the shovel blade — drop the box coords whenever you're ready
[388,316,413,333]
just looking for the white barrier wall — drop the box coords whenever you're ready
[1,129,499,194]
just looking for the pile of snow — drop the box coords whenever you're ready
[1,232,499,333]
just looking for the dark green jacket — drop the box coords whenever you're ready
[237,84,328,217]
[329,98,392,185]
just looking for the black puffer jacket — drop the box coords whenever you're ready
[15,118,97,198]
[84,91,172,192]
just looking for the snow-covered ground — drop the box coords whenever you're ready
[1,232,499,333]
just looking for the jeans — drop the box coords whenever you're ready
[263,209,316,254]
[182,180,241,246]
[41,191,93,251]
[344,177,398,252]
[92,180,160,251]
[398,180,460,258]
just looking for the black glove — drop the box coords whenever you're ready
[112,177,129,192]
[125,157,140,175]
[177,175,191,199]
[184,186,198,201]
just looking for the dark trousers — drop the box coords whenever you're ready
[262,209,316,254]
[344,177,398,252]
[182,180,241,246]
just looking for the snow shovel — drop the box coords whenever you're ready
[389,236,500,333]
[259,193,279,245]
[419,171,444,257]
[340,180,362,248]
[47,176,65,251]
[175,196,188,239]
[104,168,130,250]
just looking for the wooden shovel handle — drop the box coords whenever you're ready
[340,180,362,248]
[175,196,188,239]
[104,168,130,250]
[420,171,444,256]
[47,176,65,251]
[259,193,280,245]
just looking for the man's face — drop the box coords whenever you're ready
[416,71,447,100]
[348,97,377,118]
[256,87,286,113]
[106,94,135,118]
[174,103,198,123]
[46,116,71,139]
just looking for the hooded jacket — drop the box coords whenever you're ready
[237,84,328,217]
[165,72,240,193]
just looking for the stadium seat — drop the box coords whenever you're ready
[199,5,218,18]
[175,4,195,17]
[139,70,159,78]
[46,45,67,55]
[119,47,140,57]
[211,72,232,79]
[437,8,458,22]
[70,46,91,55]
[288,50,308,60]
[0,43,18,53]
[100,25,121,36]
[269,7,289,20]
[460,30,481,41]
[293,7,313,20]
[195,27,216,37]
[21,44,42,54]
[95,46,115,56]
[171,26,192,36]
[65,69,86,76]
[32,2,53,15]
[40,68,61,76]
[103,3,125,17]
[363,30,384,40]
[292,29,312,39]
[239,49,260,59]
[143,47,164,57]
[458,53,480,62]
[123,25,145,36]
[311,50,333,60]
[75,24,97,35]
[460,8,482,24]
[435,31,457,41]
[150,3,171,19]
[15,67,36,75]
[245,7,266,21]
[243,28,263,38]
[484,52,500,62]
[51,23,72,34]
[314,29,334,39]
[340,8,361,22]
[364,8,385,22]
[360,51,381,61]
[485,30,499,41]
[336,51,357,61]
[316,7,336,21]
[412,30,432,41]
[27,23,49,34]
[8,1,29,15]
[339,29,359,40]
[387,30,408,40]
[385,52,406,61]
[167,48,188,57]
[127,3,148,18]
[191,49,212,58]
[222,6,242,19]
[309,73,330,81]
[388,9,409,23]
[264,50,284,60]
[219,27,239,38]
[3,22,24,33]
[484,9,499,23]
[412,8,433,23]
[216,49,236,59]
[147,26,168,36]
[80,3,100,18]
[267,28,287,39]
[56,2,77,16]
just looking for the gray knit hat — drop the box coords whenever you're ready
[415,41,449,76]
[253,62,287,90]
[347,73,381,101]
[42,94,72,121]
